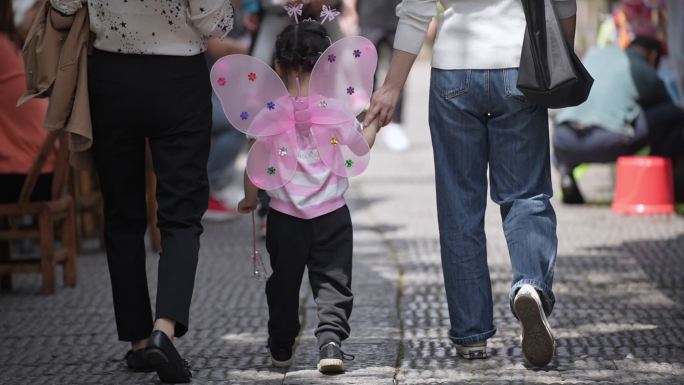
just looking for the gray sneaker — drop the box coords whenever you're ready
[514,284,555,367]
[317,342,354,374]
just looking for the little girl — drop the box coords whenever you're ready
[212,21,378,374]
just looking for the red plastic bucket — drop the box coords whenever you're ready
[612,156,674,215]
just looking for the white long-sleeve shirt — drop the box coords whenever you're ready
[50,0,233,55]
[395,0,577,69]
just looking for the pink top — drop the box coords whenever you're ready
[209,38,379,220]
[0,34,53,174]
[267,96,358,220]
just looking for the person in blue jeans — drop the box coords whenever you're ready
[365,0,577,367]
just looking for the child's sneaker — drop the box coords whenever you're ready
[513,284,555,367]
[268,339,293,368]
[455,342,487,359]
[317,342,354,374]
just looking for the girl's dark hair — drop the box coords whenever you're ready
[275,21,330,73]
[0,0,23,48]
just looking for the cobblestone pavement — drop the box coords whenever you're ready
[2,58,684,385]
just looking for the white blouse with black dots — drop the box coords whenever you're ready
[50,0,234,56]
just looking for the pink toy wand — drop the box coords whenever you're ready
[251,211,269,280]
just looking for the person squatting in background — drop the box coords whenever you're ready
[553,35,684,204]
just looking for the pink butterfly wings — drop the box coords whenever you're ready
[308,37,377,178]
[310,36,378,117]
[245,130,299,191]
[210,37,378,189]
[210,55,290,137]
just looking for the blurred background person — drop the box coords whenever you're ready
[553,36,684,204]
[665,0,684,202]
[596,0,667,49]
[595,0,682,104]
[340,0,410,151]
[204,7,252,221]
[0,0,54,204]
[665,0,683,97]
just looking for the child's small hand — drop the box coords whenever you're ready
[363,119,380,148]
[238,198,258,214]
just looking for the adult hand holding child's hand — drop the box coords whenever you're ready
[365,83,402,128]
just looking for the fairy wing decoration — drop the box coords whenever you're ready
[210,37,378,190]
[310,36,377,118]
[210,55,298,190]
[309,36,378,177]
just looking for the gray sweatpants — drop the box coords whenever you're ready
[265,205,354,349]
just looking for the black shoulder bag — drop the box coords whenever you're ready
[517,0,594,109]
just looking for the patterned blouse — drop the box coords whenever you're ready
[50,0,234,55]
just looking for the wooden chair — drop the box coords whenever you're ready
[0,130,77,294]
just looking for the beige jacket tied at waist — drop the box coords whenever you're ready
[18,2,92,170]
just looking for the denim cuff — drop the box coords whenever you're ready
[448,327,497,345]
[509,279,556,318]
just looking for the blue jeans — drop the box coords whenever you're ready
[429,68,558,345]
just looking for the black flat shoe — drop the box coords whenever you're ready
[125,349,155,372]
[560,171,585,204]
[144,331,192,383]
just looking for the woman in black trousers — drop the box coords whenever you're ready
[50,1,234,382]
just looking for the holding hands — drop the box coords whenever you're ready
[364,84,402,129]
[364,49,418,129]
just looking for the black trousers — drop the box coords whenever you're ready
[265,206,354,348]
[553,102,684,169]
[89,50,211,341]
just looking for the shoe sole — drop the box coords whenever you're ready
[456,347,488,360]
[145,347,191,384]
[271,357,292,368]
[514,293,555,367]
[317,358,344,374]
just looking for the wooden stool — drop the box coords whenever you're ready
[0,130,78,294]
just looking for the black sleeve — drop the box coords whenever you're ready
[632,61,673,108]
